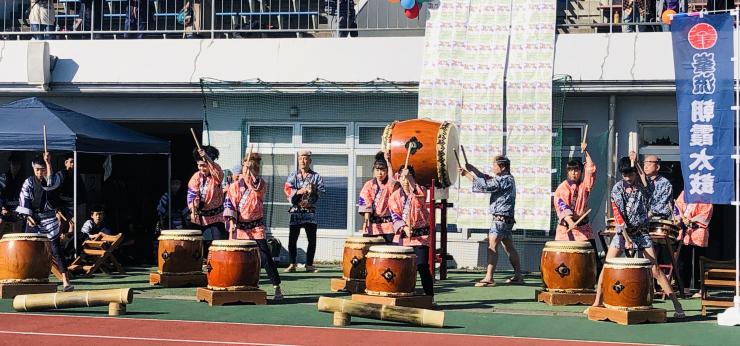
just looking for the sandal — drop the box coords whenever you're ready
[674,311,686,319]
[474,280,495,287]
[63,285,75,292]
[505,276,525,285]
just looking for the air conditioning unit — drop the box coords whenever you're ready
[27,41,50,90]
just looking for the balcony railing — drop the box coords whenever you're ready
[557,0,738,33]
[0,0,428,39]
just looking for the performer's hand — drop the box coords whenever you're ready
[580,142,587,153]
[43,152,51,164]
[403,226,412,238]
[197,149,207,159]
[566,216,576,230]
[362,218,370,232]
[624,237,633,250]
[628,151,637,164]
[26,216,36,227]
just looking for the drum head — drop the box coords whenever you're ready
[345,236,385,245]
[211,240,257,248]
[606,257,652,266]
[544,241,592,249]
[438,121,459,188]
[368,245,414,254]
[0,233,49,242]
[160,230,202,237]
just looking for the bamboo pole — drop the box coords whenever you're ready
[317,296,444,328]
[13,288,133,312]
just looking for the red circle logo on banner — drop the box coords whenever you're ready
[687,23,718,50]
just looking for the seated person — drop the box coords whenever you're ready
[80,205,115,241]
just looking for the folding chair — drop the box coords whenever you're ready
[67,233,126,277]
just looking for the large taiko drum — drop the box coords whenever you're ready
[158,230,204,275]
[206,240,260,291]
[365,245,417,297]
[382,119,460,188]
[649,219,679,239]
[602,257,654,310]
[540,241,597,292]
[0,233,51,284]
[342,236,385,282]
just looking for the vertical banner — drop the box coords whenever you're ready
[671,14,735,204]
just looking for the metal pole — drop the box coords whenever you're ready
[428,180,435,282]
[440,199,448,280]
[73,150,78,253]
[606,95,616,216]
[168,154,172,230]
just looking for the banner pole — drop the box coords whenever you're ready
[718,8,740,327]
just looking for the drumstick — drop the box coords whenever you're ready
[568,208,592,230]
[460,145,470,166]
[581,125,588,153]
[245,144,253,180]
[190,128,202,151]
[403,143,414,170]
[453,149,462,168]
[43,125,48,154]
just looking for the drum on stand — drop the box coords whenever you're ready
[342,236,385,282]
[648,219,679,239]
[0,233,51,284]
[206,240,260,291]
[157,230,204,275]
[365,245,417,297]
[602,257,654,310]
[540,241,597,293]
[382,119,459,188]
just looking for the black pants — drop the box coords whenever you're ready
[255,239,281,286]
[363,233,395,244]
[288,223,317,266]
[201,222,226,256]
[679,244,706,290]
[588,239,603,276]
[413,245,434,296]
[49,237,67,274]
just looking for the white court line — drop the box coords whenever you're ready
[0,330,296,346]
[0,312,666,346]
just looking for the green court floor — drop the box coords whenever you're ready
[1,265,739,345]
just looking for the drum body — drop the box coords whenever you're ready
[206,240,260,290]
[365,245,417,296]
[602,258,654,310]
[342,236,385,282]
[649,219,679,239]
[0,233,51,283]
[382,119,459,188]
[157,230,204,274]
[540,241,596,292]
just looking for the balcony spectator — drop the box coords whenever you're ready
[125,0,153,39]
[657,1,685,31]
[29,0,56,40]
[182,0,211,38]
[325,0,358,37]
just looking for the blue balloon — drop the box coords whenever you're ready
[400,0,416,10]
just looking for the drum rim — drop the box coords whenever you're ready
[368,245,414,254]
[345,236,385,244]
[211,240,257,247]
[435,121,459,188]
[605,257,652,265]
[160,229,203,236]
[0,233,49,242]
[543,240,592,248]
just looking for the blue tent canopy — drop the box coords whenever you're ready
[0,97,170,154]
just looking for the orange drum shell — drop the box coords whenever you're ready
[0,239,52,282]
[342,245,375,281]
[206,248,261,290]
[602,266,654,309]
[541,249,596,292]
[158,239,204,274]
[386,119,443,188]
[365,256,416,296]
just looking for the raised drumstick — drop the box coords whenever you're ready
[403,142,414,170]
[568,208,592,230]
[453,149,462,168]
[581,125,588,153]
[460,145,470,166]
[245,144,253,180]
[190,128,202,151]
[43,125,48,154]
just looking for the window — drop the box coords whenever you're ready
[641,123,679,146]
[358,126,385,145]
[302,126,347,144]
[249,126,293,144]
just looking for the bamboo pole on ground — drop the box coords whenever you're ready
[317,296,444,328]
[13,288,133,312]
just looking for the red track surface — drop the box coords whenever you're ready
[0,313,642,346]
